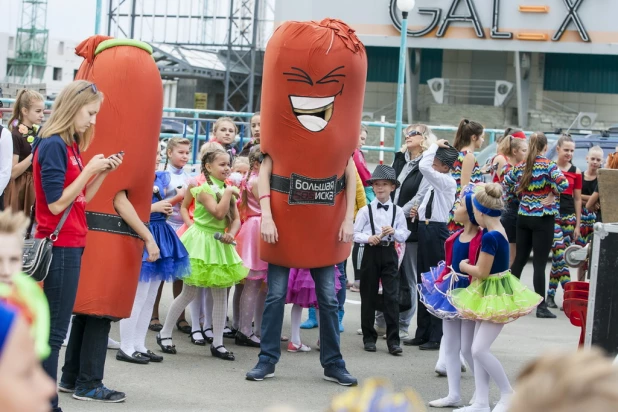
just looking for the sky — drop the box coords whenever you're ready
[2,0,98,42]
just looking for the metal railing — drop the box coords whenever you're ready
[1,97,522,164]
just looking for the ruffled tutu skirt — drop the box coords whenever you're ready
[418,261,470,320]
[448,270,543,324]
[236,215,268,276]
[180,224,248,288]
[140,219,191,283]
[286,267,342,308]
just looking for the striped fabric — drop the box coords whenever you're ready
[447,150,483,234]
[503,156,568,217]
[549,214,576,295]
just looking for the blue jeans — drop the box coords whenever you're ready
[41,246,84,410]
[336,261,347,312]
[259,264,345,369]
[61,314,111,390]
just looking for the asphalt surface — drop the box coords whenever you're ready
[59,261,578,412]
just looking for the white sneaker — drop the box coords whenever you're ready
[429,396,462,408]
[107,338,120,350]
[399,330,409,339]
[357,328,363,335]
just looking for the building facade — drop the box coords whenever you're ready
[275,0,618,131]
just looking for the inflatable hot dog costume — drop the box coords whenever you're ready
[72,36,163,320]
[260,19,367,268]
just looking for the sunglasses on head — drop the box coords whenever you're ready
[77,83,98,95]
[406,130,421,137]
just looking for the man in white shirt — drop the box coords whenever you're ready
[0,125,14,211]
[354,165,411,355]
[404,140,458,351]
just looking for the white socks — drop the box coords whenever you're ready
[120,281,160,354]
[470,321,513,409]
[239,279,262,339]
[211,287,228,352]
[160,285,198,340]
[189,288,206,333]
[291,304,303,346]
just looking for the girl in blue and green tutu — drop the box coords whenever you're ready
[419,183,483,408]
[449,183,542,412]
[156,146,248,361]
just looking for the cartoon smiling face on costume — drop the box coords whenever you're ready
[260,19,367,164]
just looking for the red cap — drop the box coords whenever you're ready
[511,131,526,139]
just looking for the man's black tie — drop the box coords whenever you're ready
[377,203,389,211]
[425,190,435,220]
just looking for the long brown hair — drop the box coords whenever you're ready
[40,80,103,151]
[8,89,44,131]
[453,118,484,151]
[239,145,262,214]
[518,132,548,195]
[201,149,236,225]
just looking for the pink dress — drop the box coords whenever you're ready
[286,266,342,308]
[176,174,207,237]
[235,173,268,279]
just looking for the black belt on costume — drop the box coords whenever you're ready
[86,212,146,239]
[271,173,345,206]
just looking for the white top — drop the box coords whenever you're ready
[165,164,190,227]
[353,199,411,244]
[415,143,457,223]
[0,126,13,195]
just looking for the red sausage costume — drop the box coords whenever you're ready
[259,19,367,268]
[72,36,163,320]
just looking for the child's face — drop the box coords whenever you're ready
[155,153,161,172]
[22,100,45,126]
[557,141,575,164]
[358,131,367,149]
[233,162,249,176]
[473,133,485,149]
[206,153,231,181]
[372,180,396,199]
[587,151,603,171]
[250,116,260,139]
[0,234,23,285]
[473,205,487,228]
[432,158,449,174]
[167,144,190,168]
[514,143,528,164]
[215,121,236,146]
[454,199,469,224]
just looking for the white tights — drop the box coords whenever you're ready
[441,319,476,402]
[290,305,319,346]
[120,281,161,354]
[470,321,513,409]
[239,277,263,341]
[188,288,212,333]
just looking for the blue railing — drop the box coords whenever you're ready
[1,98,514,163]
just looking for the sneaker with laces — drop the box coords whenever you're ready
[246,361,275,381]
[323,365,358,386]
[72,385,126,403]
[287,341,311,352]
[58,382,75,393]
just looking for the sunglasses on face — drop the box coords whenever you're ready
[406,130,422,137]
[77,83,98,95]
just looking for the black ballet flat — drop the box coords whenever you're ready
[202,327,214,344]
[156,334,177,354]
[210,344,235,361]
[116,349,150,365]
[223,327,238,339]
[190,331,206,346]
[235,331,261,348]
[139,349,163,363]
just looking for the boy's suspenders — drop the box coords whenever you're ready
[357,204,397,270]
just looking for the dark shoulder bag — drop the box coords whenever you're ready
[22,202,73,282]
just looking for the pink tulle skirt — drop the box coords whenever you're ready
[286,266,342,308]
[235,216,268,272]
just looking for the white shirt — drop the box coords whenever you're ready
[353,199,411,244]
[415,144,457,223]
[0,126,13,195]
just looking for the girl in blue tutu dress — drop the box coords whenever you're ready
[118,153,190,365]
[156,146,248,361]
[449,184,542,412]
[286,267,342,352]
[419,183,483,408]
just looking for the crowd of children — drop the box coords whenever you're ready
[2,83,616,412]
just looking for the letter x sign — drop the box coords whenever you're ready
[553,0,590,42]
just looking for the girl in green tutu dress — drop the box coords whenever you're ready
[449,183,542,412]
[156,146,248,361]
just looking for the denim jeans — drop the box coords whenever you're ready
[259,264,345,369]
[41,246,84,410]
[335,260,347,312]
[61,314,111,390]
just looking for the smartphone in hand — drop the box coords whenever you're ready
[108,151,125,159]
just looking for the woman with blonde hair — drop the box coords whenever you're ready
[32,80,123,409]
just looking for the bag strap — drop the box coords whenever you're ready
[367,204,376,236]
[50,203,74,242]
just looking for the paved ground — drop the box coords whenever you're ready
[59,261,578,412]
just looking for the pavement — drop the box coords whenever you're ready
[59,261,579,412]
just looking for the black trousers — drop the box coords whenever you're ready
[511,214,554,301]
[61,315,111,389]
[414,222,448,343]
[0,192,4,211]
[351,242,361,281]
[359,244,400,347]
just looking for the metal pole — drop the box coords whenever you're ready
[129,0,137,39]
[107,0,113,36]
[394,11,409,154]
[379,115,386,165]
[223,0,235,111]
[95,0,102,34]
[247,0,260,113]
